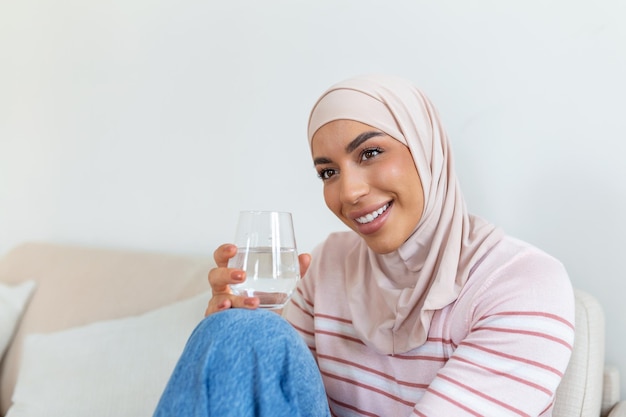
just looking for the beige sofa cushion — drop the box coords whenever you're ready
[0,242,213,415]
[6,291,210,417]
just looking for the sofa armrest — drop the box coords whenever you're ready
[607,401,626,417]
[603,366,621,414]
[603,365,624,417]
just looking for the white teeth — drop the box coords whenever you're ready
[356,204,389,224]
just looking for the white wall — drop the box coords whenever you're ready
[1,0,625,399]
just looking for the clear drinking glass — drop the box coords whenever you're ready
[228,211,301,309]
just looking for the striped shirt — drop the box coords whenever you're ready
[284,234,575,417]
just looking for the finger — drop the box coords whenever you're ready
[298,253,312,277]
[205,296,232,316]
[230,295,260,310]
[208,267,245,294]
[205,294,260,316]
[213,243,237,268]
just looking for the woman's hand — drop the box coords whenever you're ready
[205,244,258,316]
[204,244,311,316]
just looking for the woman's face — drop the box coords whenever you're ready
[311,119,424,254]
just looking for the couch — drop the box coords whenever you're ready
[0,242,624,416]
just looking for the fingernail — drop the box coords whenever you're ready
[244,298,256,306]
[232,271,244,281]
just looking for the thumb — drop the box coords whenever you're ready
[298,253,312,278]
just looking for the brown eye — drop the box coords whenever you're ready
[318,168,336,181]
[361,148,382,161]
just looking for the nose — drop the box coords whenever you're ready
[339,167,369,205]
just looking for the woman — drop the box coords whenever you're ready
[155,75,575,417]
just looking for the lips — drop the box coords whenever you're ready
[348,201,393,236]
[355,203,390,224]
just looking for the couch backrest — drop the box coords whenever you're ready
[0,242,212,415]
[554,289,605,417]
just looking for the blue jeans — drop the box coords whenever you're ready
[153,309,330,417]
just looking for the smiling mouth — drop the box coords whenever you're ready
[355,203,390,224]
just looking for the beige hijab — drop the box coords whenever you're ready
[307,75,503,355]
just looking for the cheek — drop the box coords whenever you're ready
[390,159,424,208]
[323,185,339,213]
[401,169,425,217]
[383,163,409,185]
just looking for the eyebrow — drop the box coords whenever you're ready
[313,130,384,166]
[346,131,384,153]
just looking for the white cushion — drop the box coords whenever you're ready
[5,291,210,417]
[0,282,36,360]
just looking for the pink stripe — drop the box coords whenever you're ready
[296,287,314,308]
[437,374,531,417]
[315,313,353,324]
[427,388,484,417]
[391,354,447,363]
[474,326,573,349]
[453,355,553,396]
[318,353,429,389]
[290,298,314,318]
[461,342,564,377]
[290,323,315,338]
[393,338,453,362]
[425,337,456,347]
[316,329,365,345]
[481,311,574,330]
[322,371,415,407]
[329,397,380,417]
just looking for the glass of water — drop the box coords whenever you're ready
[228,211,300,309]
